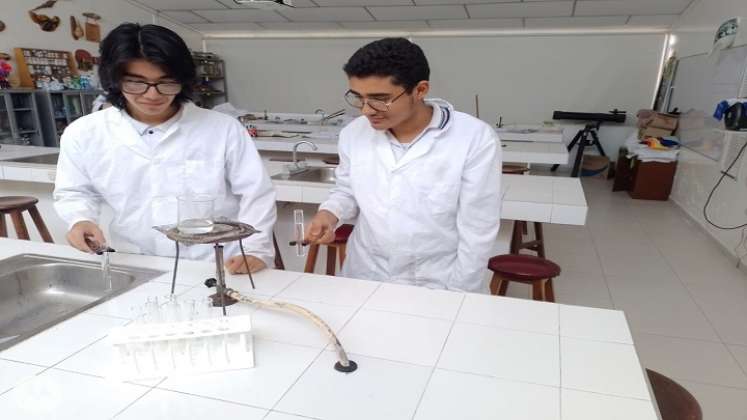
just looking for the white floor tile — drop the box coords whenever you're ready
[336,309,452,366]
[363,283,464,320]
[596,243,672,277]
[561,389,658,420]
[0,368,148,420]
[276,273,379,307]
[559,305,633,344]
[545,248,604,276]
[633,333,747,389]
[0,314,127,366]
[252,298,358,348]
[414,369,560,420]
[606,272,721,341]
[561,337,650,400]
[275,351,431,420]
[457,293,559,335]
[685,285,747,346]
[0,359,43,394]
[158,339,321,409]
[553,270,614,310]
[115,388,268,419]
[677,380,747,420]
[439,322,560,386]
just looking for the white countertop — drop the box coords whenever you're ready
[0,145,586,225]
[0,239,658,420]
[502,140,568,165]
[274,173,588,226]
[496,125,564,143]
[254,137,569,165]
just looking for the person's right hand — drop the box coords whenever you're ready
[305,210,339,245]
[66,221,107,254]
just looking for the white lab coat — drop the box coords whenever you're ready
[53,102,277,265]
[320,99,502,292]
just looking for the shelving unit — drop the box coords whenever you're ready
[36,89,103,147]
[0,89,43,146]
[192,52,227,109]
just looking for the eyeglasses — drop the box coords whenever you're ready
[344,89,407,112]
[121,80,183,95]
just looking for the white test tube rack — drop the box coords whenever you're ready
[107,314,254,380]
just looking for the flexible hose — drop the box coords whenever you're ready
[222,287,353,369]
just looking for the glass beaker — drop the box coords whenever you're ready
[177,194,214,234]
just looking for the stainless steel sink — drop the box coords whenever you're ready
[3,153,59,165]
[0,254,164,351]
[271,167,337,184]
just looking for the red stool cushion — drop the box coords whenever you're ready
[333,224,354,244]
[488,254,560,281]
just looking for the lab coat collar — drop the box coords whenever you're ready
[379,98,455,171]
[105,102,195,158]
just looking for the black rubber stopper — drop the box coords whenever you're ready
[334,360,358,373]
[204,278,217,288]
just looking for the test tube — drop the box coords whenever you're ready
[293,209,306,257]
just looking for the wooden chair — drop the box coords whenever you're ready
[0,196,53,242]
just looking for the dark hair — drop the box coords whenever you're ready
[343,38,430,92]
[98,23,195,109]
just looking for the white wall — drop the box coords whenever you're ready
[669,0,747,260]
[0,0,202,86]
[671,0,747,57]
[207,34,665,157]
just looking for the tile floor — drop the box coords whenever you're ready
[508,175,747,420]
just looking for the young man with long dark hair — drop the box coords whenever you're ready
[54,23,276,273]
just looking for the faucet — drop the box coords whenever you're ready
[289,140,318,174]
[319,109,346,126]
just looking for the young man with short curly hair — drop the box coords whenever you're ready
[306,38,502,292]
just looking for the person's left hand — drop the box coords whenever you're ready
[225,255,267,274]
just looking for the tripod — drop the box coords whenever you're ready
[551,121,607,177]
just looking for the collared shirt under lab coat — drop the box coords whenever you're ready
[319,99,502,292]
[53,102,277,265]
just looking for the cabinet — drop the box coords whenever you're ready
[36,90,103,146]
[613,148,677,200]
[192,52,227,109]
[0,89,43,146]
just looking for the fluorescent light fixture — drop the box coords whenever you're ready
[233,0,294,9]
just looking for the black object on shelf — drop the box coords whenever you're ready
[551,109,627,177]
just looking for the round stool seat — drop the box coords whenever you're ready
[488,254,560,281]
[333,224,354,244]
[0,196,39,212]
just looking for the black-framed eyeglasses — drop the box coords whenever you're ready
[121,79,183,95]
[344,89,407,112]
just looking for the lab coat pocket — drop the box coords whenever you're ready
[426,183,459,216]
[183,159,225,196]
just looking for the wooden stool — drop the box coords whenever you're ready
[647,369,702,420]
[511,221,545,258]
[0,196,53,242]
[501,164,545,258]
[304,224,353,276]
[488,254,560,301]
[502,163,530,175]
[272,232,285,270]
